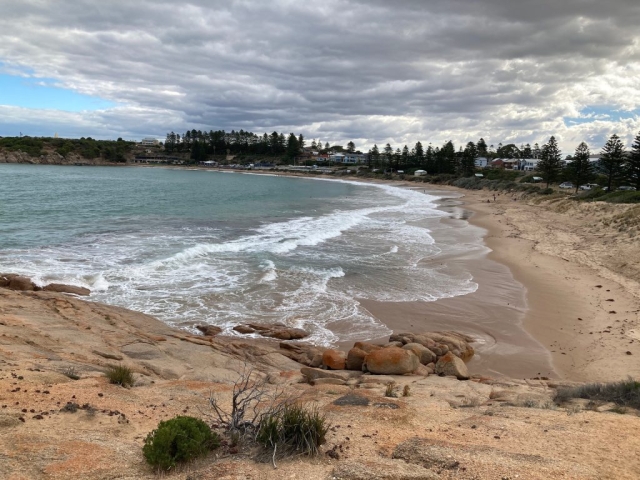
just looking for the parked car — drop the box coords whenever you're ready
[579,183,600,190]
[618,186,637,191]
[559,182,574,189]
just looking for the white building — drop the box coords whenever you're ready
[140,137,159,147]
[474,157,489,168]
[521,158,540,171]
[329,153,367,164]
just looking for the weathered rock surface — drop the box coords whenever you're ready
[323,349,346,370]
[435,352,470,380]
[300,366,362,382]
[43,283,91,296]
[402,343,437,365]
[346,347,368,371]
[364,347,420,375]
[393,437,462,470]
[279,342,324,367]
[233,322,309,340]
[196,324,223,336]
[0,274,39,291]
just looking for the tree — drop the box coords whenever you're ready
[414,141,424,164]
[532,143,541,159]
[402,145,409,165]
[311,139,317,150]
[570,142,592,193]
[460,141,477,176]
[523,143,532,158]
[325,142,330,150]
[346,141,355,153]
[297,134,305,151]
[371,144,380,166]
[286,133,299,159]
[384,143,393,169]
[536,136,562,187]
[627,131,640,190]
[600,134,625,191]
[477,138,488,157]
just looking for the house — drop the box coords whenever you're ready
[140,137,159,147]
[474,157,489,168]
[329,153,368,164]
[520,158,540,171]
[491,158,518,169]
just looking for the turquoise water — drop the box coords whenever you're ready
[0,164,482,344]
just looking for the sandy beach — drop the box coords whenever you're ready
[435,186,640,382]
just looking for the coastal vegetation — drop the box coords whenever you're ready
[105,364,134,387]
[0,135,134,161]
[143,416,220,470]
[554,379,640,410]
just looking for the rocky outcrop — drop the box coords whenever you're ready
[232,322,309,340]
[42,283,91,296]
[363,347,420,375]
[390,331,475,362]
[435,352,470,380]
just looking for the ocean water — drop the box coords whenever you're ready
[0,164,485,345]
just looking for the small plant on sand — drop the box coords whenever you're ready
[143,416,220,471]
[256,403,328,458]
[554,379,640,410]
[403,385,411,397]
[105,364,134,387]
[385,382,399,398]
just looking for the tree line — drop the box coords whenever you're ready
[164,128,640,189]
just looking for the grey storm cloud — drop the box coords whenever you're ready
[1,0,640,151]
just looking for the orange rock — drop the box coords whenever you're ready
[322,349,346,370]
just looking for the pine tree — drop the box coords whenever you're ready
[570,142,592,193]
[298,134,305,151]
[371,144,380,167]
[461,141,477,176]
[600,134,625,191]
[346,141,356,153]
[536,136,562,187]
[286,133,299,159]
[627,131,640,190]
[477,138,488,157]
[414,141,424,163]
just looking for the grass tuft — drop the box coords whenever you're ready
[554,379,640,410]
[105,364,134,387]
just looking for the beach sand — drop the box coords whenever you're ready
[358,183,640,382]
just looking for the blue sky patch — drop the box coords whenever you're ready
[0,73,115,111]
[564,106,640,127]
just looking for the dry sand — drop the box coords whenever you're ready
[437,187,640,382]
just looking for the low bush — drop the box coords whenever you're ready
[554,379,640,409]
[539,187,555,195]
[256,403,328,456]
[105,365,134,387]
[143,416,220,471]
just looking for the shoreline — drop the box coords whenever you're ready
[2,163,638,382]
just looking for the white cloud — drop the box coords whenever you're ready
[1,0,639,151]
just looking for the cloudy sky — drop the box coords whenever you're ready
[1,0,639,152]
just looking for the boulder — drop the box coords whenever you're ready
[390,331,475,362]
[425,362,436,374]
[0,273,18,288]
[279,343,324,367]
[43,283,91,296]
[435,352,469,380]
[4,275,38,291]
[322,349,346,370]
[359,375,396,385]
[353,341,384,353]
[195,325,223,336]
[233,322,309,340]
[363,347,420,375]
[402,343,436,365]
[413,364,430,377]
[346,347,368,371]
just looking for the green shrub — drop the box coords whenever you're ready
[256,403,328,456]
[554,379,640,409]
[540,187,554,195]
[143,416,220,470]
[105,365,134,387]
